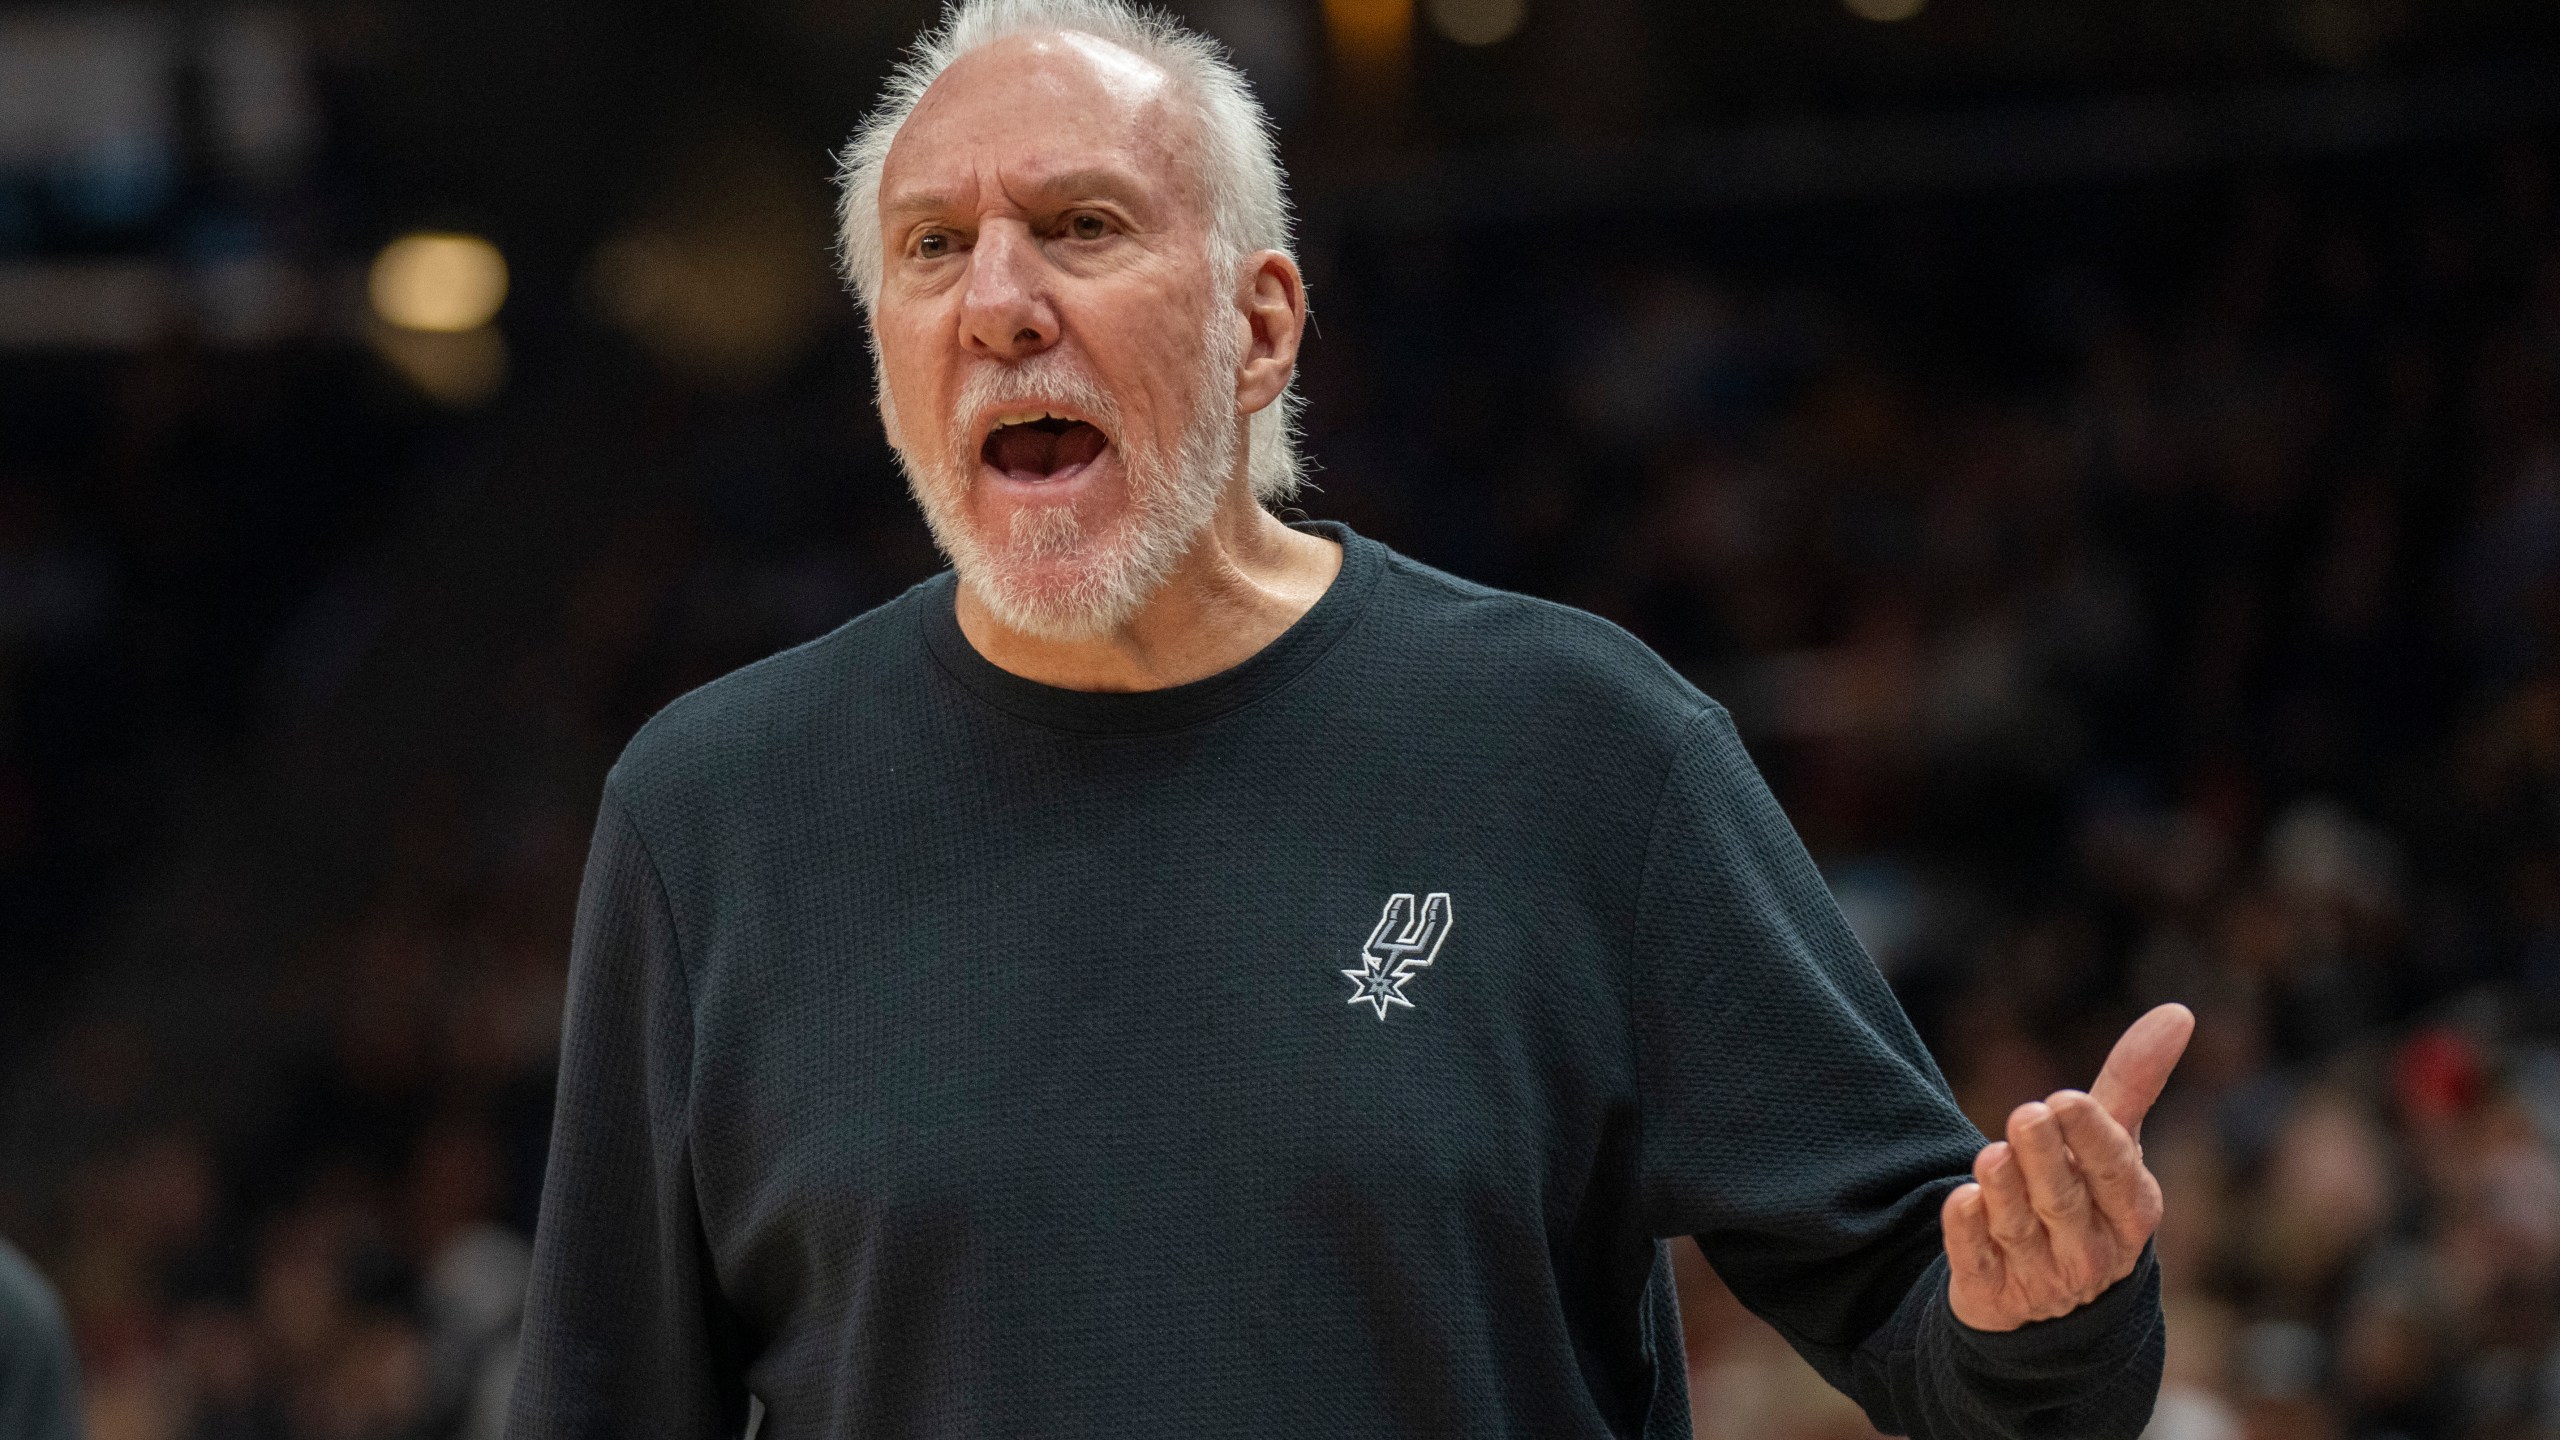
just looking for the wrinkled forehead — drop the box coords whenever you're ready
[881,30,1208,222]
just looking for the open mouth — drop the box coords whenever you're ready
[981,410,1111,484]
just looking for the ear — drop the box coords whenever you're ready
[1234,250,1307,418]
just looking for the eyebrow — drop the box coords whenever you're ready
[881,167,1154,223]
[1017,169,1149,207]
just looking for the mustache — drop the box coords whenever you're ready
[943,351,1124,461]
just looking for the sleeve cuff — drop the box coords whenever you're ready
[1940,1242,2162,1377]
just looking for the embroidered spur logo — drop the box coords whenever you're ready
[1343,892,1453,1020]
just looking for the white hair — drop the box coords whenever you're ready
[834,0,1306,503]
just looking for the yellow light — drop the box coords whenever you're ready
[1324,0,1412,72]
[1425,0,1526,46]
[1844,0,1926,19]
[368,232,509,333]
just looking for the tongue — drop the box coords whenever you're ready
[986,421,1107,481]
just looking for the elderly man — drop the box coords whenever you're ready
[509,2,2188,1437]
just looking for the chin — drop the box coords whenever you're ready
[974,587,1141,643]
[963,524,1165,642]
[895,402,1235,645]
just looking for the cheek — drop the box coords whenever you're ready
[1107,309,1217,426]
[1067,263,1217,377]
[872,333,948,448]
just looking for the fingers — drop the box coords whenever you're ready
[1943,1182,1997,1267]
[2088,1002,2195,1137]
[1955,1069,2180,1331]
[2016,1096,2139,1297]
[2007,1101,2093,1229]
[1974,1139,2052,1269]
[2050,1090,2156,1244]
[1941,1181,2005,1306]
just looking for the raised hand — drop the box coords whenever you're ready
[1941,1003,2195,1331]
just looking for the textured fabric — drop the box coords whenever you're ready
[0,1239,83,1440]
[508,522,2163,1440]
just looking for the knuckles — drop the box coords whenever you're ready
[1977,1238,2138,1324]
[2005,1101,2054,1140]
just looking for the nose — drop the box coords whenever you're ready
[958,221,1058,362]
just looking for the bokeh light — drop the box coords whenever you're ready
[587,226,828,391]
[1425,0,1528,46]
[367,232,509,333]
[582,132,837,391]
[1323,0,1413,74]
[1844,0,1927,21]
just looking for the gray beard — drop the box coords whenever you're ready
[883,317,1243,644]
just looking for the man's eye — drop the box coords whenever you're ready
[916,232,950,258]
[1068,214,1108,240]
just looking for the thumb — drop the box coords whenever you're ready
[2088,1003,2195,1138]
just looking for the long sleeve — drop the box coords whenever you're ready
[506,783,753,1440]
[1629,706,2163,1440]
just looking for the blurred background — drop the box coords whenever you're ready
[3,0,2560,1436]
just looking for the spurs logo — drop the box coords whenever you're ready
[1342,892,1453,1020]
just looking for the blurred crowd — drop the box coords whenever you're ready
[4,108,2559,1440]
[1599,148,2560,1438]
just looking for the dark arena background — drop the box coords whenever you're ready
[5,0,2560,1436]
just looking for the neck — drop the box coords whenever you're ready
[953,482,1343,692]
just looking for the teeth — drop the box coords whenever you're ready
[992,409,1071,428]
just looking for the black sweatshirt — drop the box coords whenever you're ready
[507,522,2163,1440]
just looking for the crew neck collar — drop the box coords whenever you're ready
[918,520,1384,736]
